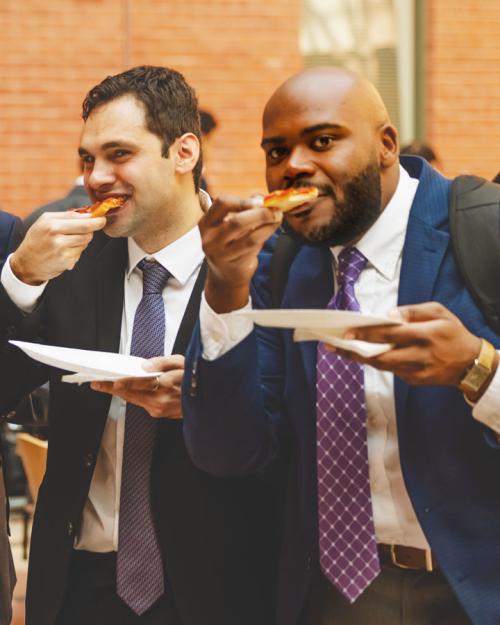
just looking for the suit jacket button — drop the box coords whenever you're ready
[67,521,74,537]
[84,453,94,469]
[189,361,198,397]
[6,326,16,338]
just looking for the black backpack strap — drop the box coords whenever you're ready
[449,175,500,333]
[270,233,301,307]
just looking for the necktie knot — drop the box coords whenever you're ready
[139,259,170,294]
[336,247,366,288]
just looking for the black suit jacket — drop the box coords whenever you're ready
[23,185,90,231]
[0,232,276,625]
[0,210,23,625]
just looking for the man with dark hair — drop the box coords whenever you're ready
[200,110,217,136]
[0,66,273,625]
[400,141,441,170]
[182,67,500,625]
[0,210,22,625]
[82,66,204,192]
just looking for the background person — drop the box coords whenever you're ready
[199,109,218,194]
[23,166,90,231]
[400,140,442,171]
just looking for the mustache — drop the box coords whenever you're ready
[286,180,336,200]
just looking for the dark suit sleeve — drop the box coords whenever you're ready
[182,237,287,477]
[0,213,48,414]
[0,281,49,415]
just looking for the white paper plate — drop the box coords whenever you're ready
[10,340,161,380]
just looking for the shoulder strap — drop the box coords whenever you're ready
[270,233,301,307]
[449,174,500,333]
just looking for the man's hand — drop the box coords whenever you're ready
[90,355,185,419]
[331,302,498,396]
[200,195,282,313]
[11,211,106,285]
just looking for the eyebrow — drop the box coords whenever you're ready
[78,141,134,156]
[261,123,345,147]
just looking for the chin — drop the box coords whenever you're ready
[103,219,128,239]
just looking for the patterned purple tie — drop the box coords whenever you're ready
[316,247,380,602]
[117,259,170,615]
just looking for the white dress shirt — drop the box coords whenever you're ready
[200,165,500,549]
[1,224,204,551]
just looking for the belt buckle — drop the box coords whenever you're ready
[389,544,434,572]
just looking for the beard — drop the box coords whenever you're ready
[283,161,382,248]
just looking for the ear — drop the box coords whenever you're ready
[379,124,399,169]
[173,133,200,176]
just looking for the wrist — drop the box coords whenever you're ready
[10,252,45,286]
[205,271,250,313]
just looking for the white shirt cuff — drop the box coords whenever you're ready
[1,254,47,313]
[200,292,254,361]
[471,355,500,434]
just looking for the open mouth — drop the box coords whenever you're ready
[101,195,130,217]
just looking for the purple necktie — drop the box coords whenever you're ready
[117,259,170,615]
[316,247,380,603]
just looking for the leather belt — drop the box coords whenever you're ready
[377,544,437,572]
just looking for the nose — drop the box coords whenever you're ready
[86,158,116,191]
[283,146,316,185]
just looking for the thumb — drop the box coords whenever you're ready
[143,354,185,372]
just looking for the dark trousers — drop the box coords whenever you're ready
[304,563,472,625]
[54,550,181,625]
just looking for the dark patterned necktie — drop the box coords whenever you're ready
[316,247,380,603]
[117,259,170,615]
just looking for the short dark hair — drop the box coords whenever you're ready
[400,141,438,164]
[199,110,217,136]
[82,65,202,192]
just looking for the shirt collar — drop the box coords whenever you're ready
[332,165,419,281]
[127,225,204,285]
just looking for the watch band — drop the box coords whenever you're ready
[459,339,496,394]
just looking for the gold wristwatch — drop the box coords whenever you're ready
[459,339,496,394]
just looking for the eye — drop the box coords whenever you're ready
[80,154,94,168]
[111,149,131,160]
[311,135,336,150]
[266,146,288,162]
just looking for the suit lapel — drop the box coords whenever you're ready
[172,260,207,355]
[283,245,333,402]
[395,157,452,417]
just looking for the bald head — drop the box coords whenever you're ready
[260,67,400,247]
[264,67,391,133]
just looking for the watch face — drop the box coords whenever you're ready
[461,363,490,392]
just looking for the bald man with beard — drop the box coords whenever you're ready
[182,67,500,625]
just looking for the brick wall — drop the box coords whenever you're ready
[0,0,302,217]
[4,1,499,218]
[426,0,500,180]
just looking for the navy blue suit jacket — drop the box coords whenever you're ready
[0,211,22,266]
[183,158,500,625]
